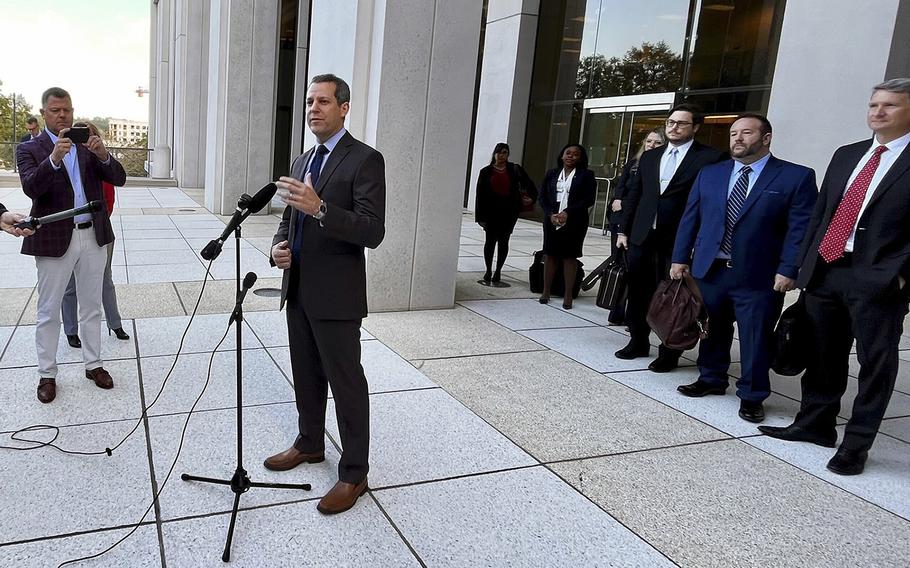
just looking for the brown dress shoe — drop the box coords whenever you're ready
[317,478,368,515]
[37,378,56,403]
[85,367,114,389]
[263,446,325,471]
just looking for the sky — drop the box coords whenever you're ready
[0,0,150,121]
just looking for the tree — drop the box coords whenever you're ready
[0,80,35,170]
[576,41,683,100]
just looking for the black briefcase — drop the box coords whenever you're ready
[772,293,810,376]
[582,252,627,310]
[529,251,584,298]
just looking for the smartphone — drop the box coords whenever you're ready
[67,126,90,144]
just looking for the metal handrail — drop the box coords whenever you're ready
[593,175,615,235]
[0,142,151,176]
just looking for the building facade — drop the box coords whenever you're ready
[108,119,149,147]
[150,0,910,311]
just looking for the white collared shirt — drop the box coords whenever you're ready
[658,138,694,192]
[844,130,910,251]
[556,167,576,212]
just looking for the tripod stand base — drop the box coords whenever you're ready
[182,467,311,562]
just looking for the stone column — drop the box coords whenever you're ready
[173,0,210,189]
[204,0,280,215]
[357,0,484,311]
[466,0,539,210]
[149,0,174,179]
[767,0,908,176]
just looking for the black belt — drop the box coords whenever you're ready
[75,221,93,229]
[712,258,733,269]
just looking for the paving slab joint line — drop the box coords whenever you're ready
[740,439,910,524]
[368,491,428,568]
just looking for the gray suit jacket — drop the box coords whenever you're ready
[272,131,386,320]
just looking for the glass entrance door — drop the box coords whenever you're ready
[581,95,672,232]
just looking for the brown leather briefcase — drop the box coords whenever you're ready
[646,274,708,351]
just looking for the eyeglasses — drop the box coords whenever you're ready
[666,119,693,128]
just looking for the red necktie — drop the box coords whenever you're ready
[817,145,888,263]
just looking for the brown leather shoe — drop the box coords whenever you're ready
[263,446,325,471]
[85,367,114,389]
[317,478,368,515]
[37,378,56,403]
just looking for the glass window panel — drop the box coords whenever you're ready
[579,0,690,99]
[685,0,785,91]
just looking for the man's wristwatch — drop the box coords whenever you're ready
[312,200,327,221]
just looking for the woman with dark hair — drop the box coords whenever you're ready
[538,143,596,309]
[474,142,537,285]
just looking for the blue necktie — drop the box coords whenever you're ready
[721,165,752,255]
[292,144,328,258]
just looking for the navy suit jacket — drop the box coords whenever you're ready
[672,155,817,290]
[16,132,126,257]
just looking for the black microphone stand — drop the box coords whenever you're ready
[182,224,310,563]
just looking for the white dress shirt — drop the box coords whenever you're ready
[844,130,910,251]
[556,167,576,212]
[658,138,694,194]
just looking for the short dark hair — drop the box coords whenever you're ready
[310,74,351,105]
[489,142,509,165]
[555,143,589,170]
[669,103,704,126]
[734,113,772,135]
[26,116,38,125]
[41,87,71,107]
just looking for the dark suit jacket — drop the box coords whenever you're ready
[21,133,35,143]
[619,141,727,249]
[273,131,386,320]
[538,167,597,220]
[16,131,126,257]
[673,156,817,289]
[0,202,7,217]
[797,139,910,297]
[474,162,536,226]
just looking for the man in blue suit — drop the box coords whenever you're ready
[669,114,817,422]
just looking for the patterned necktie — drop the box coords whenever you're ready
[817,145,888,263]
[720,165,752,255]
[292,144,329,258]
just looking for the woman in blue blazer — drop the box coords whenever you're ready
[538,143,596,308]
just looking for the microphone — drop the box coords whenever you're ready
[229,272,257,325]
[201,183,277,261]
[14,200,104,230]
[237,272,257,304]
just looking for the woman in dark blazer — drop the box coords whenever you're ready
[475,142,537,284]
[606,128,665,323]
[538,143,596,309]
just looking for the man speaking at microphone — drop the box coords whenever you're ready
[16,87,126,404]
[266,74,385,515]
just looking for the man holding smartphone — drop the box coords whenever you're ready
[16,87,126,404]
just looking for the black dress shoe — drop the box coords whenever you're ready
[677,380,727,398]
[66,334,82,348]
[826,448,868,476]
[757,424,837,448]
[615,342,650,360]
[482,271,492,284]
[538,296,550,305]
[648,354,679,373]
[491,272,501,283]
[738,400,765,423]
[111,327,130,340]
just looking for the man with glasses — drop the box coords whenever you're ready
[20,116,41,142]
[16,87,126,404]
[615,104,726,372]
